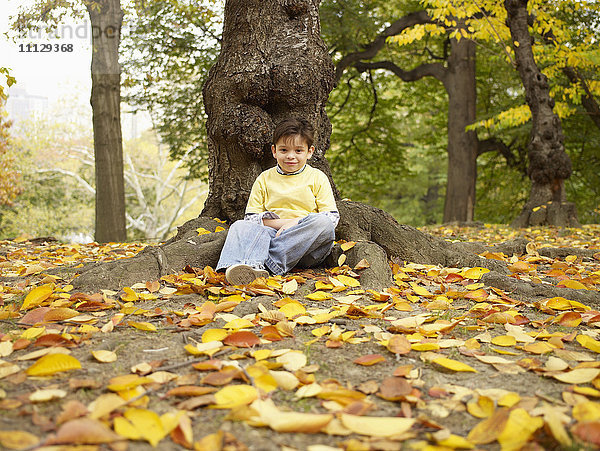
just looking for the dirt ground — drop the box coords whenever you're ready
[1,224,600,450]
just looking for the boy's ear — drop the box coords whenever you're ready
[308,146,315,158]
[271,144,276,157]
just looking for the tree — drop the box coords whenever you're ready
[87,0,127,242]
[200,0,338,221]
[13,0,126,242]
[505,0,578,227]
[327,5,480,223]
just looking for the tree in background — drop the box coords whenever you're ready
[13,0,126,242]
[505,0,578,227]
[325,2,482,223]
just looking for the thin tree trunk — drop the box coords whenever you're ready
[505,0,579,228]
[87,0,127,242]
[201,0,338,222]
[443,37,477,223]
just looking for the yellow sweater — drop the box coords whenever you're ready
[245,165,337,219]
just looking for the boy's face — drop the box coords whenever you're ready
[271,134,314,174]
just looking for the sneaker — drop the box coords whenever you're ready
[225,264,269,285]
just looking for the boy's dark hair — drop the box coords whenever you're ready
[273,118,314,148]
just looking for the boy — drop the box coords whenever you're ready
[217,117,339,285]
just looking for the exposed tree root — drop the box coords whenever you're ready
[482,272,600,304]
[71,218,226,292]
[67,202,598,304]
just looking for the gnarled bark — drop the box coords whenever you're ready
[505,0,579,228]
[200,0,338,222]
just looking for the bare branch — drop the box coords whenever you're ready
[334,10,433,83]
[354,60,447,84]
[36,168,95,195]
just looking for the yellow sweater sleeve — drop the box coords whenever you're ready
[314,171,338,212]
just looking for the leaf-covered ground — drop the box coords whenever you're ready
[1,224,599,450]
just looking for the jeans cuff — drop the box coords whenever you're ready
[264,258,285,276]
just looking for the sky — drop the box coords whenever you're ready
[1,0,93,110]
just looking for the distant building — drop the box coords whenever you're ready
[6,87,49,119]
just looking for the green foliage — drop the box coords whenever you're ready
[563,109,600,224]
[0,107,95,240]
[121,0,223,179]
[0,98,23,208]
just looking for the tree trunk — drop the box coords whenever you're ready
[200,0,338,222]
[87,0,127,242]
[505,0,580,228]
[443,36,478,223]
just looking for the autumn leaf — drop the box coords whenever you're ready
[577,334,600,353]
[223,331,260,347]
[127,321,157,332]
[353,354,385,366]
[340,414,415,437]
[433,357,477,373]
[46,418,121,445]
[92,350,117,363]
[212,385,258,409]
[20,283,55,310]
[467,408,510,444]
[387,334,412,355]
[0,430,40,449]
[26,354,81,376]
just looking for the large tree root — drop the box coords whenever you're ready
[71,218,226,292]
[68,202,598,304]
[482,272,600,304]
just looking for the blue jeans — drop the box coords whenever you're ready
[216,214,335,275]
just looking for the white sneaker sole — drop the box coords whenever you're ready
[225,264,269,285]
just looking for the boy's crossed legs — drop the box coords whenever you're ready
[217,214,335,285]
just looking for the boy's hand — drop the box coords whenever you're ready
[275,218,300,237]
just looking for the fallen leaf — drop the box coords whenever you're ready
[276,351,307,372]
[26,354,81,376]
[212,385,258,409]
[554,368,600,384]
[20,284,55,311]
[353,354,385,366]
[128,321,157,332]
[223,331,260,348]
[467,396,494,418]
[340,241,356,251]
[467,408,510,444]
[46,418,121,445]
[577,334,600,353]
[251,399,333,433]
[378,377,412,401]
[573,401,600,422]
[571,421,600,447]
[387,334,412,355]
[30,388,67,402]
[497,408,544,450]
[340,414,415,437]
[92,350,117,363]
[433,357,477,373]
[0,430,40,449]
